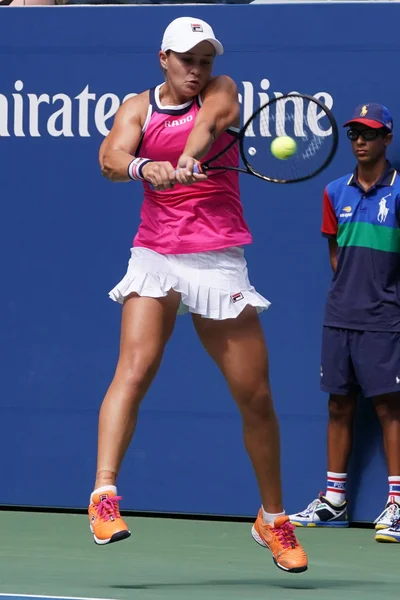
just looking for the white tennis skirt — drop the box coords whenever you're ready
[109,246,271,320]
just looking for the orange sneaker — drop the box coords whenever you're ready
[88,488,131,545]
[251,510,308,573]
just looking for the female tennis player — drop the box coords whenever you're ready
[88,16,308,574]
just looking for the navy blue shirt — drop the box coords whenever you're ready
[322,164,400,331]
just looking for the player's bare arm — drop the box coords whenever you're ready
[100,93,148,182]
[176,76,240,184]
[100,92,175,189]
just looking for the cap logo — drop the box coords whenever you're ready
[191,23,203,32]
[360,105,368,117]
[386,121,392,130]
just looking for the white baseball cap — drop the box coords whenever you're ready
[161,17,224,56]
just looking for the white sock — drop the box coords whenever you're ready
[325,471,347,505]
[262,505,285,525]
[388,476,400,505]
[90,484,117,503]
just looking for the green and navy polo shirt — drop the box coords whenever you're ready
[322,163,400,331]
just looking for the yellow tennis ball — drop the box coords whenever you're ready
[271,136,297,160]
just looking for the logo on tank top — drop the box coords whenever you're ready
[164,115,193,128]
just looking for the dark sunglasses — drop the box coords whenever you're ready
[347,128,387,141]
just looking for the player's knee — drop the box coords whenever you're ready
[328,394,356,421]
[115,351,162,394]
[237,385,274,421]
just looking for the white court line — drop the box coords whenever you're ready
[0,595,118,600]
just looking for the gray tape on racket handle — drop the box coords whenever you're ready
[174,164,201,175]
[150,164,201,189]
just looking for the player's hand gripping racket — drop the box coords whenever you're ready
[191,93,338,184]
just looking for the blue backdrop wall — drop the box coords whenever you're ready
[0,3,398,522]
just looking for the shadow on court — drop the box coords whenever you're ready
[111,577,394,592]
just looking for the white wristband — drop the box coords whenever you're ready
[128,158,153,181]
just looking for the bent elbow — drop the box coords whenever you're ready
[101,164,113,180]
[100,154,118,182]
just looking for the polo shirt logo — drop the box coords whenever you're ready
[377,194,391,223]
[340,205,353,218]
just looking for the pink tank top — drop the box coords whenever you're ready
[133,84,252,254]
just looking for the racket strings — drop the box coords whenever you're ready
[243,95,336,183]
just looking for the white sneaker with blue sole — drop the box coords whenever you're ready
[375,516,400,543]
[374,502,400,531]
[289,494,349,527]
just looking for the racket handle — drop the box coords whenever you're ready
[173,164,201,175]
[150,164,203,189]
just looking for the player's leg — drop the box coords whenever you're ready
[89,290,181,545]
[290,327,357,527]
[96,291,181,487]
[194,306,280,512]
[192,306,308,573]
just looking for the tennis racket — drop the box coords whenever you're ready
[192,93,338,184]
